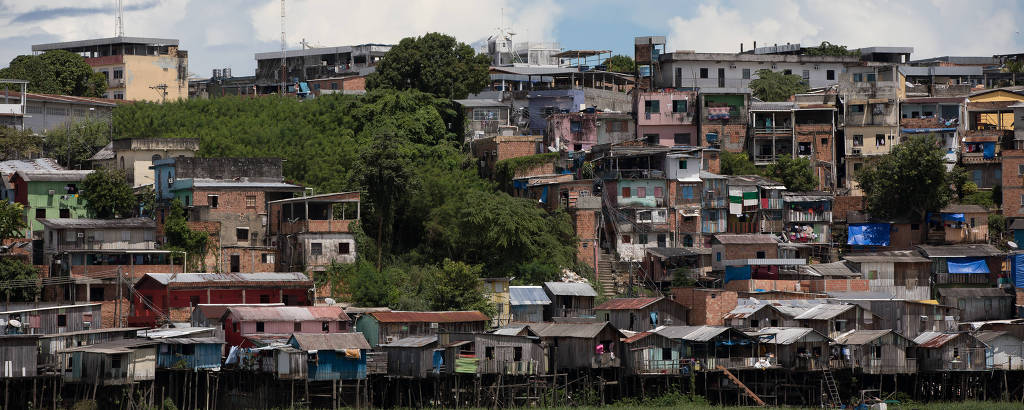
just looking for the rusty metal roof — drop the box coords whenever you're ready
[833,329,910,345]
[527,322,622,339]
[656,325,739,342]
[792,304,855,320]
[916,244,1003,258]
[38,217,155,229]
[623,331,653,344]
[713,234,779,245]
[595,297,662,310]
[379,336,438,348]
[226,306,348,322]
[724,304,773,320]
[290,333,371,350]
[913,332,963,348]
[751,327,830,345]
[368,311,489,324]
[144,272,311,288]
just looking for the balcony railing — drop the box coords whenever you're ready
[701,357,760,370]
[754,154,783,164]
[702,220,726,234]
[478,359,541,375]
[753,127,793,135]
[551,307,595,318]
[787,210,832,223]
[632,359,682,375]
[795,124,833,134]
[830,358,917,374]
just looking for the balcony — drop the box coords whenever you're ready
[278,218,354,235]
[600,169,665,180]
[795,124,833,134]
[753,154,783,165]
[551,307,595,318]
[631,359,682,375]
[753,127,793,135]
[960,152,1000,164]
[787,210,832,223]
[478,359,541,375]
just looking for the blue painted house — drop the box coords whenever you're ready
[288,333,371,380]
[156,338,224,370]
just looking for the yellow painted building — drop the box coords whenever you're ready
[967,89,1024,130]
[481,277,511,327]
[32,37,188,102]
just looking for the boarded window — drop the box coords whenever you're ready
[621,187,631,198]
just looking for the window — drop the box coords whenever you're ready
[678,159,688,170]
[750,319,759,328]
[621,235,631,244]
[208,195,219,208]
[322,321,330,332]
[756,251,766,259]
[873,345,882,359]
[621,187,631,198]
[111,356,122,369]
[89,286,105,301]
[644,100,660,114]
[680,186,694,199]
[339,242,350,254]
[261,253,275,264]
[485,346,495,359]
[716,252,722,262]
[310,242,323,255]
[854,163,863,172]
[230,254,241,272]
[122,230,130,241]
[783,69,792,76]
[233,323,239,332]
[672,99,687,113]
[113,93,124,100]
[654,187,663,198]
[236,227,249,241]
[674,133,691,145]
[850,105,864,113]
[853,73,863,82]
[911,223,920,230]
[57,314,67,327]
[821,138,828,146]
[245,195,256,208]
[638,187,647,197]
[742,68,751,79]
[282,294,291,305]
[638,234,648,244]
[331,82,338,90]
[570,121,582,132]
[770,319,779,327]
[853,135,863,146]
[868,270,878,280]
[875,134,886,146]
[113,69,123,79]
[60,208,70,218]
[514,346,523,361]
[190,296,200,306]
[866,73,876,82]
[801,70,810,82]
[834,320,847,332]
[826,70,835,81]
[256,322,265,332]
[36,208,46,219]
[644,134,660,144]
[699,68,708,78]
[798,142,812,155]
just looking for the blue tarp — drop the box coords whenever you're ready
[942,213,966,222]
[724,265,751,283]
[847,223,891,246]
[540,186,548,202]
[983,142,996,158]
[1012,254,1024,288]
[947,257,989,274]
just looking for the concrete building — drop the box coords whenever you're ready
[32,37,188,102]
[546,111,634,152]
[90,138,199,188]
[636,89,698,146]
[653,49,860,91]
[0,91,117,133]
[749,102,838,190]
[840,63,906,193]
[9,170,93,237]
[254,44,391,93]
[454,98,511,141]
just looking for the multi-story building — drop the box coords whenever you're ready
[9,170,93,237]
[1005,103,1024,225]
[0,91,117,132]
[636,89,698,146]
[90,138,199,188]
[782,192,834,246]
[840,63,906,193]
[546,111,634,152]
[32,37,188,101]
[698,90,750,153]
[455,98,511,141]
[749,101,838,190]
[725,175,785,234]
[652,47,859,91]
[254,44,391,93]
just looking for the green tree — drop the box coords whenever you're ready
[989,214,1007,245]
[719,150,760,175]
[163,200,208,271]
[426,259,495,316]
[749,69,809,101]
[80,168,134,218]
[765,155,818,191]
[136,185,156,218]
[1004,59,1023,86]
[804,41,860,57]
[366,32,491,100]
[0,127,44,160]
[328,260,397,307]
[603,55,635,74]
[44,119,111,169]
[359,130,413,271]
[0,258,40,302]
[0,202,26,240]
[0,50,106,97]
[948,166,970,201]
[856,134,950,220]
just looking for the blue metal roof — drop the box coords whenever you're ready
[509,286,552,306]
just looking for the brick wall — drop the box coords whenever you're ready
[804,279,869,293]
[219,247,278,273]
[833,196,865,221]
[701,124,748,153]
[724,279,800,292]
[188,221,221,271]
[722,243,778,260]
[1003,150,1024,218]
[574,210,598,273]
[671,287,738,325]
[1017,289,1024,306]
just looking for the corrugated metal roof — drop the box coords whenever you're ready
[799,261,859,278]
[0,159,64,174]
[916,244,1003,258]
[750,101,798,111]
[138,327,216,339]
[655,325,733,341]
[189,178,302,190]
[937,287,1011,298]
[509,286,551,305]
[144,272,311,288]
[913,332,963,348]
[14,170,92,182]
[158,337,224,345]
[752,327,827,344]
[369,311,489,323]
[527,322,620,339]
[723,304,771,319]
[941,204,989,214]
[833,329,909,345]
[543,282,598,297]
[843,251,930,263]
[792,304,854,320]
[59,338,157,354]
[38,217,155,230]
[195,303,283,321]
[379,336,438,348]
[290,333,371,350]
[714,234,779,244]
[453,98,505,108]
[623,331,654,344]
[973,330,1015,344]
[227,306,347,322]
[595,297,662,310]
[492,325,532,336]
[88,143,114,161]
[343,307,391,315]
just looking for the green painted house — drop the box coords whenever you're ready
[10,170,93,237]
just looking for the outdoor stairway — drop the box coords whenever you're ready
[597,250,617,296]
[716,365,765,406]
[822,368,842,408]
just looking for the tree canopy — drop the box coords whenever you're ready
[603,55,635,74]
[80,168,135,218]
[804,41,860,57]
[749,69,808,102]
[855,134,951,220]
[0,127,44,160]
[765,155,819,192]
[0,258,40,302]
[0,201,26,240]
[719,150,760,175]
[43,119,111,169]
[366,32,491,100]
[0,50,106,97]
[163,199,209,271]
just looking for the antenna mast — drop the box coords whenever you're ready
[115,0,125,37]
[280,0,287,94]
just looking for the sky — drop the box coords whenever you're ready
[1,0,1022,78]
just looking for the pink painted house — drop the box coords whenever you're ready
[637,90,699,146]
[545,112,634,152]
[222,305,350,347]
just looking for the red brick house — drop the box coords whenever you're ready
[221,305,349,347]
[670,287,738,325]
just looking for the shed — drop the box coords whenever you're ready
[509,286,551,323]
[843,251,931,299]
[527,322,623,370]
[913,331,987,371]
[472,332,546,375]
[656,325,759,370]
[916,244,1004,286]
[724,302,792,330]
[936,287,1013,322]
[221,305,349,348]
[378,336,443,378]
[792,303,878,340]
[750,327,831,371]
[936,203,989,244]
[355,311,489,348]
[594,297,688,332]
[974,331,1024,370]
[542,282,598,320]
[191,303,282,328]
[37,328,142,373]
[0,303,102,335]
[61,338,158,385]
[832,329,917,374]
[288,333,371,380]
[622,331,684,375]
[0,335,40,378]
[828,295,959,340]
[154,337,224,370]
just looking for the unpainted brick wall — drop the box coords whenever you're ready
[671,287,738,325]
[1002,150,1024,218]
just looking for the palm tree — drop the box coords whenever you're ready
[1005,59,1023,86]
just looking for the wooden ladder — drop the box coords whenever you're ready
[715,365,765,406]
[822,368,842,407]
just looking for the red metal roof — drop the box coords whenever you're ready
[226,306,348,322]
[595,297,662,310]
[918,333,960,348]
[369,311,489,323]
[623,331,652,344]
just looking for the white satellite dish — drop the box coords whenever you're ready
[1008,241,1018,249]
[324,298,336,305]
[8,319,21,328]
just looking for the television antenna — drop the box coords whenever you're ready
[115,0,125,37]
[279,0,287,94]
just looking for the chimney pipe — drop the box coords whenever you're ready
[740,43,744,53]
[753,41,757,50]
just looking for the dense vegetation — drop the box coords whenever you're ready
[748,69,809,101]
[856,134,952,220]
[0,50,106,97]
[718,151,819,191]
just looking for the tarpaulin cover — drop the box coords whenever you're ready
[847,223,890,246]
[942,213,965,222]
[1013,254,1024,288]
[983,142,995,158]
[947,257,989,274]
[725,265,751,283]
[540,186,548,202]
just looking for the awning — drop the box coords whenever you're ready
[942,213,965,222]
[947,257,989,274]
[724,265,751,283]
[847,223,890,246]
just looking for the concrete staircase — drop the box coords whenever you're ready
[597,250,617,296]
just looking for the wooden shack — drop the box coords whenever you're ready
[62,339,158,385]
[975,331,1024,370]
[527,322,623,371]
[0,335,40,378]
[843,251,931,299]
[221,305,350,348]
[154,338,223,370]
[355,311,489,347]
[508,286,550,323]
[832,329,917,374]
[37,328,142,374]
[623,331,683,375]
[595,297,688,332]
[913,332,988,371]
[378,336,443,378]
[0,303,102,335]
[470,332,546,375]
[542,281,598,320]
[289,333,372,380]
[830,296,959,340]
[936,287,1014,322]
[655,325,759,370]
[917,244,1004,286]
[792,303,878,340]
[751,327,831,371]
[724,302,792,330]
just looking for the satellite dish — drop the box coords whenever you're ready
[8,319,21,328]
[1009,241,1019,249]
[324,298,336,305]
